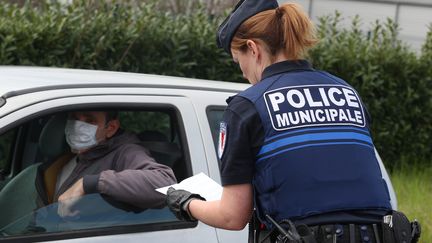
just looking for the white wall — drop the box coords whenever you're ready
[398,5,432,50]
[279,0,432,51]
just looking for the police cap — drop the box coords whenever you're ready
[216,0,278,55]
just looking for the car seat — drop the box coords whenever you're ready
[0,114,68,232]
[38,114,68,162]
[138,130,182,168]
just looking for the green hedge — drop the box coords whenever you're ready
[0,1,241,80]
[0,1,431,169]
[309,13,432,169]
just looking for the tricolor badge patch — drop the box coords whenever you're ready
[218,122,227,159]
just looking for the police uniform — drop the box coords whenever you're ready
[165,0,420,242]
[218,60,393,241]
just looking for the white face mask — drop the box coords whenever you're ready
[65,119,99,151]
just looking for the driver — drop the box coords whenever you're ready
[35,111,177,214]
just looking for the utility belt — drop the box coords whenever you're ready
[249,211,421,243]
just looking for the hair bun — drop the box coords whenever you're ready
[275,7,283,19]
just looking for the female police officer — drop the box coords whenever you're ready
[165,1,409,242]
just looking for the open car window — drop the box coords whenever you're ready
[0,108,193,241]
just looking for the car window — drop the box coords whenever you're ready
[0,129,18,182]
[0,108,193,241]
[119,111,172,141]
[206,107,225,153]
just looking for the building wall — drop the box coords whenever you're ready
[280,0,432,51]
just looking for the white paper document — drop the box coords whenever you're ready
[156,172,223,201]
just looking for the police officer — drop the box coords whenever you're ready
[166,1,420,242]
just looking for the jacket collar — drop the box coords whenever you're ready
[77,130,139,162]
[261,60,314,80]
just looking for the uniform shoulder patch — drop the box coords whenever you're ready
[218,121,228,159]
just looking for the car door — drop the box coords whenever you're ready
[190,89,250,243]
[0,88,220,243]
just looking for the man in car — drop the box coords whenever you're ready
[35,111,177,215]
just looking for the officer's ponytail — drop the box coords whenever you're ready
[231,3,317,60]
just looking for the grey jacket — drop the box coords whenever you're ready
[36,130,177,210]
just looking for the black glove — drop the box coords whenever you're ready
[166,187,206,222]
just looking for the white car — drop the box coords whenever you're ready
[0,67,396,243]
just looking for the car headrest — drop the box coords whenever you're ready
[137,130,169,142]
[38,114,68,161]
[138,131,182,168]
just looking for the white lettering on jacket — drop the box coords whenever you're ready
[264,85,365,130]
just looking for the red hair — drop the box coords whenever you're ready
[231,3,317,60]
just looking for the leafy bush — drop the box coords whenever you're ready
[309,13,432,169]
[0,1,431,169]
[0,1,241,81]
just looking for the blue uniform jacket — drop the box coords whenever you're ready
[219,60,392,229]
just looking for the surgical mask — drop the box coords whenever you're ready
[65,119,99,151]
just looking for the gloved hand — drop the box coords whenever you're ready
[166,187,206,222]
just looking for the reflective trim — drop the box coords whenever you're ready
[258,131,373,156]
[257,141,373,163]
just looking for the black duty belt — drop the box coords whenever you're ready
[248,210,421,243]
[257,223,381,243]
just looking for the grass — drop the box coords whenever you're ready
[390,166,432,243]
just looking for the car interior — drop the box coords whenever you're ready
[0,107,191,238]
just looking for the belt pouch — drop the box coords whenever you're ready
[391,211,413,243]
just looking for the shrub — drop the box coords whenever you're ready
[309,13,432,169]
[0,1,242,81]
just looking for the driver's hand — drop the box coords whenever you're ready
[58,178,85,218]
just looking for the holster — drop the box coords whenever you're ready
[382,210,421,243]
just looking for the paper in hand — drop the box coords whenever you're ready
[156,172,222,201]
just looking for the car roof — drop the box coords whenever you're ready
[0,66,250,99]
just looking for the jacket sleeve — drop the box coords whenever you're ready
[83,144,177,209]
